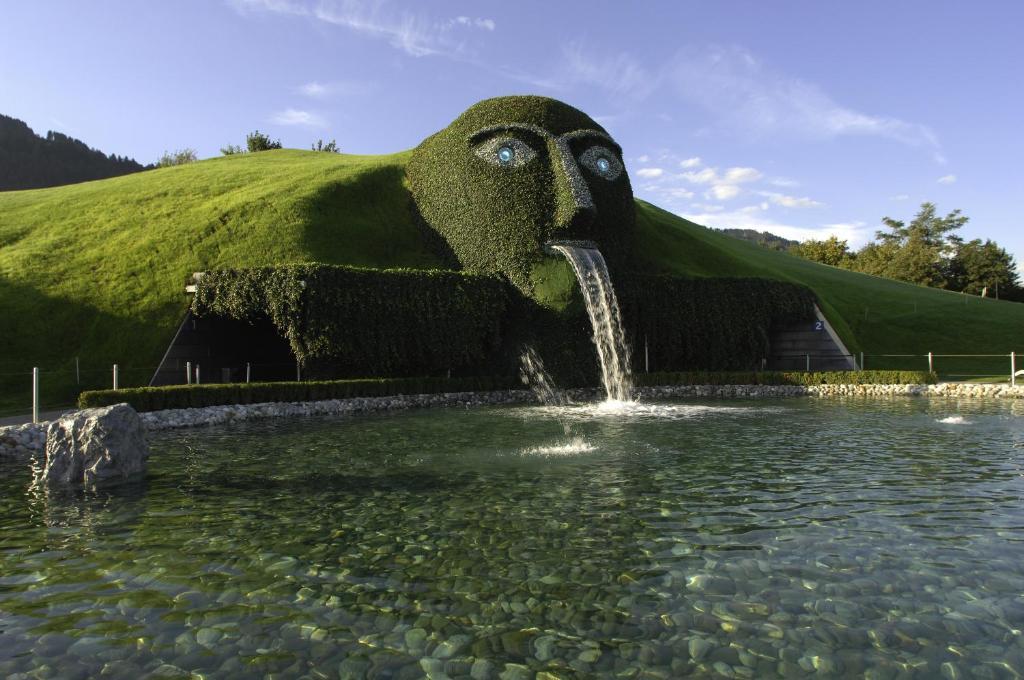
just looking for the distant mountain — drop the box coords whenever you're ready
[716,228,799,252]
[0,114,149,191]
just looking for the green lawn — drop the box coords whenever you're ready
[634,200,1024,377]
[0,150,442,414]
[1,150,1021,415]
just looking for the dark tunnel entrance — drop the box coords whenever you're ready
[150,312,296,386]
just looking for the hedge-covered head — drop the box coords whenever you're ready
[408,95,635,293]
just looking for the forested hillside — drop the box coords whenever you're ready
[0,114,148,190]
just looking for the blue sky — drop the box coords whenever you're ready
[3,1,1022,262]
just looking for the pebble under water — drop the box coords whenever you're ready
[2,398,1024,679]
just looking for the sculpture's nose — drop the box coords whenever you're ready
[550,138,596,233]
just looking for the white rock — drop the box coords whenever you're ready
[40,404,149,486]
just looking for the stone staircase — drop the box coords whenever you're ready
[767,310,855,372]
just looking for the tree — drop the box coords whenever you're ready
[790,236,852,267]
[947,239,1020,296]
[312,138,340,153]
[246,130,281,152]
[851,202,968,288]
[156,148,197,167]
[220,144,244,155]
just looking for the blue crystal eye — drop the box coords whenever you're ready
[579,146,623,181]
[473,137,536,168]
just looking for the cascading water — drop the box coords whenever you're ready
[550,243,633,402]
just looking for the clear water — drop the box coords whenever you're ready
[2,398,1024,679]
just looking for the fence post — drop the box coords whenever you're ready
[246,362,251,384]
[186,361,192,385]
[75,356,80,385]
[927,352,933,374]
[113,364,120,390]
[1012,352,1016,387]
[644,335,649,373]
[196,365,201,385]
[296,360,301,382]
[32,367,39,424]
[806,354,811,372]
[860,352,864,371]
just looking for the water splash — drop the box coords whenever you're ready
[519,346,568,406]
[937,416,971,425]
[551,243,633,402]
[521,437,597,457]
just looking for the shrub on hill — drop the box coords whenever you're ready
[247,130,282,152]
[156,148,198,167]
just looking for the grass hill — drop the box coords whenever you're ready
[2,149,1022,415]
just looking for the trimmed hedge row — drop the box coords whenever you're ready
[78,370,937,412]
[192,265,511,379]
[78,376,522,412]
[635,370,937,387]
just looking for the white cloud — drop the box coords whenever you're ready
[708,184,741,201]
[635,154,650,163]
[666,187,695,200]
[556,43,941,159]
[229,0,491,58]
[681,168,719,184]
[679,156,701,168]
[937,174,957,184]
[271,108,326,127]
[723,166,762,183]
[667,46,940,152]
[636,167,664,178]
[299,81,327,97]
[890,193,910,201]
[452,16,495,31]
[297,80,371,98]
[558,41,657,99]
[759,191,823,208]
[769,177,800,188]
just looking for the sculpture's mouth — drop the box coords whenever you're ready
[543,239,597,255]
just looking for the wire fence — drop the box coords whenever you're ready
[4,352,1023,423]
[767,351,1024,382]
[0,359,303,421]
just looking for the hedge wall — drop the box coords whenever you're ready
[78,376,522,412]
[619,276,817,372]
[635,370,937,387]
[191,265,512,379]
[189,265,822,383]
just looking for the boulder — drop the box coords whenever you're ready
[41,404,149,486]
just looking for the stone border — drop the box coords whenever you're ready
[4,382,1023,460]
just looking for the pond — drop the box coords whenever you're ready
[2,398,1024,679]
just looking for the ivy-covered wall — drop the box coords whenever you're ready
[192,265,512,379]
[191,265,816,382]
[618,276,817,372]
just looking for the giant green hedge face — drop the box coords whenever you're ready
[408,96,635,294]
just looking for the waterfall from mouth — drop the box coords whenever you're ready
[550,243,633,402]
